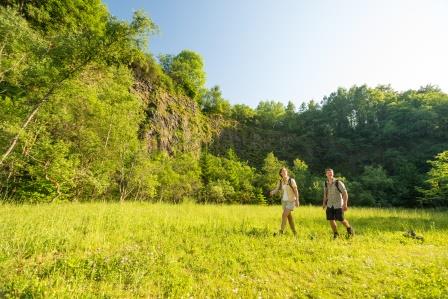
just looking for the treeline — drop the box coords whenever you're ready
[208,85,448,207]
[0,1,447,207]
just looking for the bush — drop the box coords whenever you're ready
[419,151,448,207]
[349,165,394,207]
[200,149,258,204]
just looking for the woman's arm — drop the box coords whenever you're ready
[291,179,300,206]
[269,180,281,196]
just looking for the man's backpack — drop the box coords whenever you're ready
[324,179,343,194]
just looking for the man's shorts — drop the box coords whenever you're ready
[326,207,344,221]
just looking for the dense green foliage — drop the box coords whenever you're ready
[159,50,206,102]
[419,151,448,206]
[211,86,448,207]
[0,203,447,297]
[1,0,447,206]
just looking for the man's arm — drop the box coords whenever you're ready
[342,191,349,211]
[322,187,327,209]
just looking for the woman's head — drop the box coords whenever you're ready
[279,167,288,178]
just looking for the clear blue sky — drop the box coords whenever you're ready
[103,0,448,108]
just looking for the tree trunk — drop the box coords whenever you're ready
[0,100,44,166]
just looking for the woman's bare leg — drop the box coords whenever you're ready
[280,209,290,233]
[287,213,297,235]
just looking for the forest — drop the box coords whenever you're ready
[1,0,447,207]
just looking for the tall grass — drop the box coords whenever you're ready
[0,202,447,298]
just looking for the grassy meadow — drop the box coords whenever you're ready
[0,202,447,298]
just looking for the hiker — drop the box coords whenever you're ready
[270,167,300,236]
[322,168,354,239]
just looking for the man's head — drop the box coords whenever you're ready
[325,168,334,180]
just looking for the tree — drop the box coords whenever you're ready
[154,153,202,203]
[159,50,206,101]
[201,85,231,117]
[258,152,285,204]
[419,151,448,206]
[283,100,297,130]
[0,6,157,166]
[255,101,285,129]
[0,3,158,202]
[199,149,257,204]
[1,0,110,34]
[231,104,256,125]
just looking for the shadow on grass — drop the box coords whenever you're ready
[236,227,272,238]
[349,215,448,233]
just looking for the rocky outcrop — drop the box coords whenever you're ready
[132,58,211,156]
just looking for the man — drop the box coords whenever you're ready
[322,168,354,239]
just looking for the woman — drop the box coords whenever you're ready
[270,167,300,236]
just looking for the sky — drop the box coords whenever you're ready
[103,0,448,108]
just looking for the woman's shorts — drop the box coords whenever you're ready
[326,207,344,221]
[282,201,295,211]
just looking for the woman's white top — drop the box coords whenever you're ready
[281,178,297,202]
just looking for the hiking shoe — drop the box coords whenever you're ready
[347,227,354,237]
[333,232,339,239]
[273,230,284,237]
